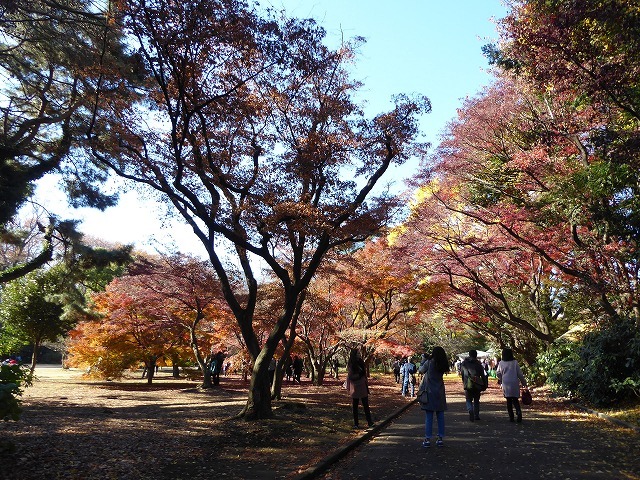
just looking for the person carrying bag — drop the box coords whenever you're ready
[461,350,488,421]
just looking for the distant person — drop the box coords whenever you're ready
[212,350,225,385]
[285,355,293,382]
[461,350,488,421]
[345,348,374,429]
[268,357,277,386]
[418,346,450,447]
[400,357,416,397]
[392,358,401,384]
[408,360,417,397]
[398,357,406,392]
[292,355,303,384]
[455,359,462,376]
[418,353,429,381]
[496,348,528,423]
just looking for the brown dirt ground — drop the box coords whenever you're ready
[1,366,638,480]
[0,366,409,480]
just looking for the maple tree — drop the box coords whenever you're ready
[491,0,640,124]
[68,254,236,386]
[385,0,639,388]
[486,1,640,324]
[333,238,428,365]
[398,0,639,368]
[398,178,571,354]
[408,70,638,343]
[68,273,185,384]
[295,263,347,386]
[293,237,434,384]
[126,255,236,388]
[86,0,429,418]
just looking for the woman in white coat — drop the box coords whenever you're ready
[496,348,528,423]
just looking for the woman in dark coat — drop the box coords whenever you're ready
[345,348,374,428]
[418,346,449,447]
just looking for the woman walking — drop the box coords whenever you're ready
[346,348,374,429]
[496,348,528,423]
[418,346,449,447]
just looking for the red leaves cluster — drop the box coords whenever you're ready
[399,1,640,353]
[67,254,236,380]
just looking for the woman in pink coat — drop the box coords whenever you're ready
[496,348,528,423]
[346,348,374,429]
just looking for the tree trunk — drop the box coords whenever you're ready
[272,358,285,401]
[239,285,303,419]
[308,355,316,384]
[30,341,40,374]
[145,357,157,385]
[188,325,213,388]
[313,361,329,386]
[242,353,273,419]
[272,331,297,400]
[169,353,181,378]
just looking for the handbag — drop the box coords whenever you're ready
[521,388,532,405]
[416,364,430,405]
[465,374,487,391]
[417,387,428,404]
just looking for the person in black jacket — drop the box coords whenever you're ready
[461,350,488,421]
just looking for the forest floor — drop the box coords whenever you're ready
[1,365,638,480]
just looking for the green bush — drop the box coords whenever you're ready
[578,319,638,406]
[538,318,640,406]
[537,339,583,397]
[0,364,33,421]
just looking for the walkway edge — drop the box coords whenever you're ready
[292,399,418,480]
[571,402,640,433]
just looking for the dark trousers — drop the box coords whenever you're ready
[506,397,522,421]
[465,389,481,419]
[352,397,373,426]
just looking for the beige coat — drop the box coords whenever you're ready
[346,362,369,399]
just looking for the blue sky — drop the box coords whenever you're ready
[35,0,508,256]
[275,0,508,145]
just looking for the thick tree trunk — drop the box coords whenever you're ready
[312,361,329,386]
[242,354,273,419]
[238,283,304,419]
[145,357,157,385]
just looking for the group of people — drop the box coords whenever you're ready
[346,346,529,448]
[418,346,528,447]
[1,356,21,365]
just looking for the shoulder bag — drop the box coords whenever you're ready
[416,364,430,405]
